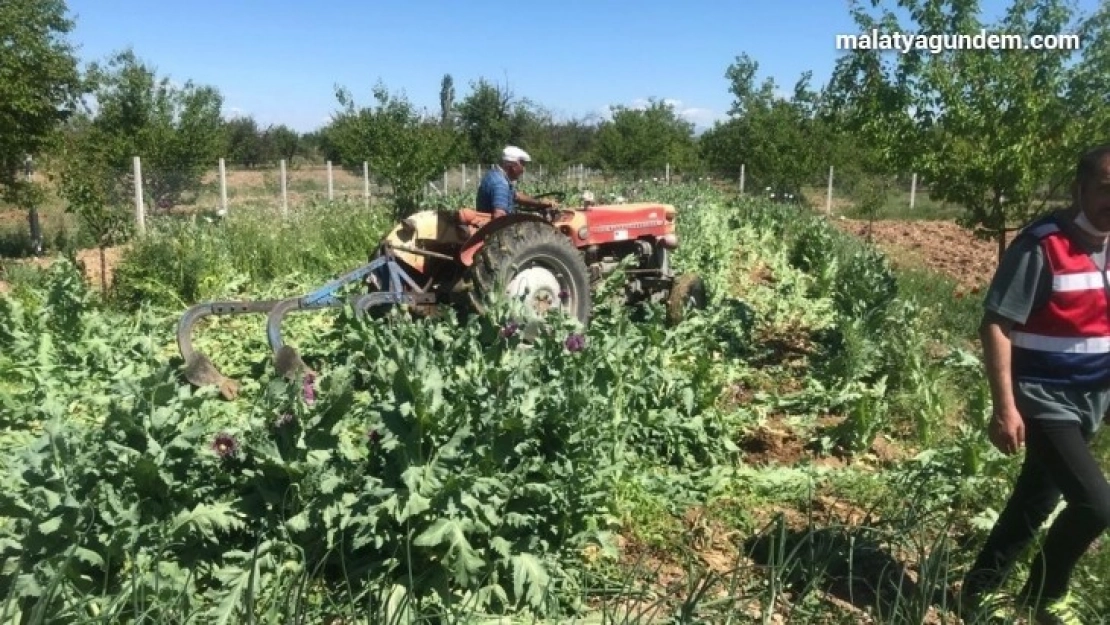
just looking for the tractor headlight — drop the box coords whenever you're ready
[578,226,589,240]
[660,234,679,249]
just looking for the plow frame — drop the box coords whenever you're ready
[176,243,438,399]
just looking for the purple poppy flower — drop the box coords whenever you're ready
[303,372,316,405]
[558,290,570,304]
[500,321,519,338]
[211,432,240,459]
[273,413,294,428]
[564,333,586,352]
[367,429,381,445]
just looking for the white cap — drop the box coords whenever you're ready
[501,146,531,163]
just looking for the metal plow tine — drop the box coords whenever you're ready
[265,290,435,380]
[273,345,310,380]
[354,291,426,312]
[175,254,438,398]
[265,296,354,381]
[260,255,412,381]
[177,299,285,400]
[182,350,241,401]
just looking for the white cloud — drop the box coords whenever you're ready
[599,98,725,129]
[675,105,724,128]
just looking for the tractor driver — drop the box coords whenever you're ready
[476,146,558,218]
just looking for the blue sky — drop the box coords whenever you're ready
[63,0,1100,134]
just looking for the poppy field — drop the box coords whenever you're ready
[1,183,1107,623]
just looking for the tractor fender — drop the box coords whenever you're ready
[458,212,549,267]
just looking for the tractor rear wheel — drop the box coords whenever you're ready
[467,220,592,326]
[666,273,708,326]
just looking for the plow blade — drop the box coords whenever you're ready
[176,249,433,400]
[264,290,432,380]
[178,300,287,400]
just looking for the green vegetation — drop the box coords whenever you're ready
[2,182,1105,623]
[3,0,1110,622]
[827,0,1110,258]
[326,84,466,219]
[0,0,84,193]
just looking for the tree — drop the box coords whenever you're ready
[300,130,340,163]
[822,3,921,177]
[456,78,516,163]
[497,100,572,175]
[82,49,225,209]
[0,0,84,254]
[223,115,271,168]
[547,115,601,169]
[53,117,131,297]
[266,124,301,164]
[439,74,455,127]
[832,0,1110,259]
[592,99,698,179]
[700,54,832,193]
[325,82,464,218]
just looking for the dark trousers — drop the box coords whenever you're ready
[962,417,1110,603]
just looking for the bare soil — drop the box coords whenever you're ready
[606,487,956,623]
[0,245,125,294]
[830,217,999,292]
[77,246,124,292]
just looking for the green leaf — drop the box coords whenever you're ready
[512,553,550,608]
[412,518,456,548]
[13,573,42,599]
[400,492,431,521]
[73,546,104,568]
[170,501,245,542]
[285,511,310,534]
[682,386,695,415]
[489,536,512,559]
[37,515,63,536]
[412,517,485,584]
[319,472,342,495]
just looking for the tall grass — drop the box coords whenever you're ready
[108,198,393,309]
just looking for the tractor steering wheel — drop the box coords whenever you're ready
[532,191,566,206]
[519,191,567,219]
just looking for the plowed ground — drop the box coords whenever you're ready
[831,217,1000,291]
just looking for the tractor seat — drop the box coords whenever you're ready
[457,208,494,228]
[456,208,501,238]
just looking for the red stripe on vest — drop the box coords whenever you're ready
[1014,222,1110,339]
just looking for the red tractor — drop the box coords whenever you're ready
[177,191,708,399]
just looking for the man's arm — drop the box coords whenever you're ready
[513,190,556,210]
[979,311,1024,454]
[976,232,1048,454]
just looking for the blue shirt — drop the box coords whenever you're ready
[476,167,515,213]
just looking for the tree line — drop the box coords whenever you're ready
[2,0,1109,255]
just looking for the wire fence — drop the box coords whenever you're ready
[106,157,959,231]
[0,154,981,258]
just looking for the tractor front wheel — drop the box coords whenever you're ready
[467,220,592,326]
[666,273,708,326]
